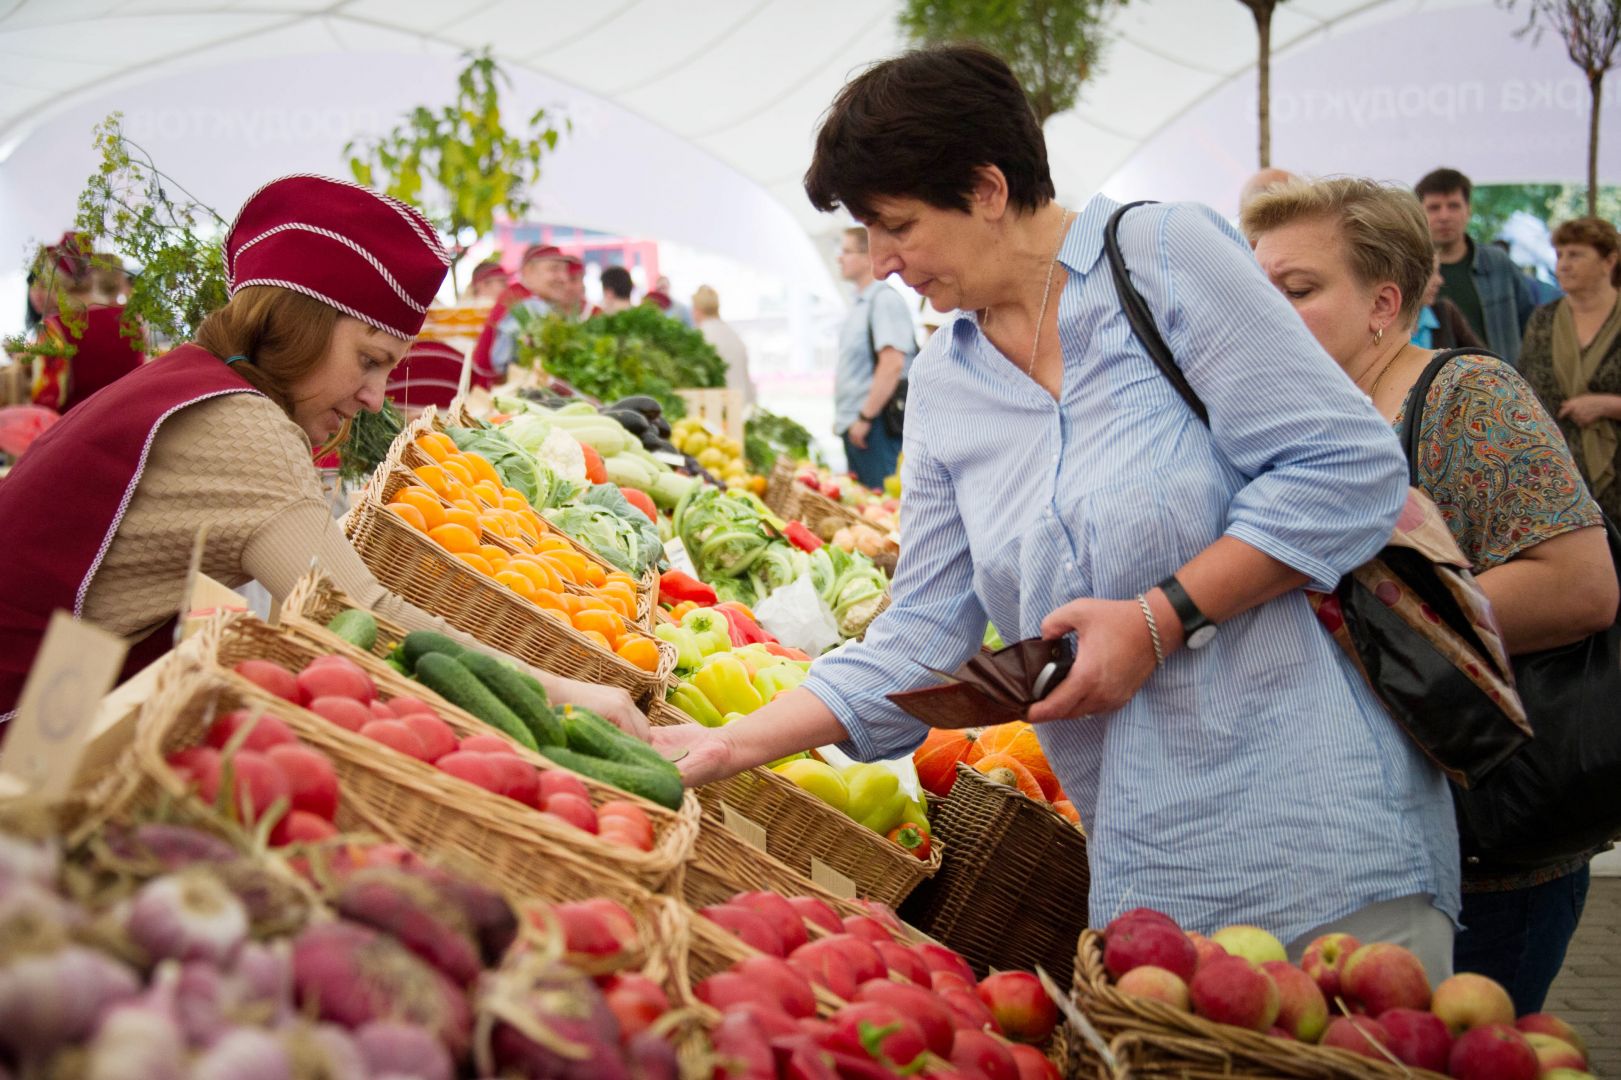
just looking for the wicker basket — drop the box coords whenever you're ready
[1068,930,1449,1080]
[345,481,674,703]
[648,700,939,907]
[899,763,1090,986]
[184,614,699,893]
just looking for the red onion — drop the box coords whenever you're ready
[0,946,140,1059]
[278,1021,367,1077]
[125,870,248,965]
[190,1026,292,1080]
[85,1002,185,1080]
[0,834,57,891]
[355,1019,454,1080]
[229,940,293,1024]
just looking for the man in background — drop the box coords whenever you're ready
[467,260,508,304]
[657,274,694,326]
[472,243,571,385]
[835,226,915,488]
[600,266,635,314]
[692,285,754,407]
[1416,167,1543,365]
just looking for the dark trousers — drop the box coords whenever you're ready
[843,420,902,491]
[1453,863,1590,1014]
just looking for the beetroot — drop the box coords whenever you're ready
[290,921,471,1057]
[332,868,483,986]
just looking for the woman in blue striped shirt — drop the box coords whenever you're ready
[655,45,1461,975]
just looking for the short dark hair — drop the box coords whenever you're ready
[1552,217,1621,287]
[600,265,633,300]
[804,43,1054,221]
[1415,168,1472,204]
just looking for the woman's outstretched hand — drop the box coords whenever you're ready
[1027,597,1159,723]
[650,722,737,787]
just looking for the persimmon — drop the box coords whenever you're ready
[428,523,480,554]
[494,569,537,599]
[578,629,612,651]
[440,456,476,487]
[393,486,447,530]
[386,503,427,531]
[616,636,661,672]
[442,507,480,535]
[453,552,495,576]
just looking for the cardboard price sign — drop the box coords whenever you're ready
[719,800,768,853]
[0,612,129,797]
[809,856,858,899]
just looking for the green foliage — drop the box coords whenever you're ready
[1470,182,1621,243]
[338,400,404,484]
[6,113,229,361]
[898,0,1127,123]
[345,50,566,289]
[744,410,820,473]
[511,305,727,417]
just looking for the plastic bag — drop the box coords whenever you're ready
[755,575,841,656]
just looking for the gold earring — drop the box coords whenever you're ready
[1373,326,1384,345]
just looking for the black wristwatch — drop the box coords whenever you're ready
[858,412,879,423]
[1157,574,1216,650]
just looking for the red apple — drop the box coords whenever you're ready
[1524,1032,1587,1073]
[731,954,817,1019]
[941,987,999,1033]
[976,971,1056,1044]
[1515,1014,1588,1058]
[1115,965,1190,1011]
[1103,907,1180,938]
[1379,1007,1453,1072]
[950,1028,1018,1080]
[841,914,895,944]
[730,891,809,954]
[829,1002,929,1072]
[1188,956,1279,1032]
[855,979,955,1057]
[789,938,861,999]
[1185,931,1227,973]
[1299,932,1360,1003]
[931,969,976,996]
[874,940,931,985]
[788,895,844,935]
[1431,972,1515,1034]
[700,904,784,957]
[1261,960,1327,1043]
[1007,1043,1061,1080]
[600,972,669,1039]
[1104,919,1197,983]
[694,970,753,1012]
[1448,1024,1538,1080]
[1321,1015,1390,1060]
[852,899,906,934]
[1341,942,1431,1014]
[913,941,977,986]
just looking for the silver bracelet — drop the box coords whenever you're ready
[1136,593,1165,667]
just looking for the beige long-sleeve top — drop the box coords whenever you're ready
[82,392,451,643]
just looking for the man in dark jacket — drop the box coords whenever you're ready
[1415,167,1545,365]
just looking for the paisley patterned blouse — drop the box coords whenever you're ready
[1396,353,1601,574]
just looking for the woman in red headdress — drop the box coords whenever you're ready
[0,176,648,736]
[27,234,147,413]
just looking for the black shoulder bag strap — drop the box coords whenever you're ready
[1103,201,1209,425]
[1396,347,1503,481]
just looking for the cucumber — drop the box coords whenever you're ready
[385,655,410,677]
[460,652,563,747]
[560,706,672,772]
[326,609,378,651]
[413,653,539,751]
[536,744,683,810]
[401,631,466,673]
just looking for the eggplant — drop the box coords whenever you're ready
[640,436,681,457]
[608,395,663,420]
[603,408,651,437]
[652,415,671,439]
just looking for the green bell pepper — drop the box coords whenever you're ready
[654,623,704,670]
[681,608,733,656]
[691,652,764,715]
[669,681,726,728]
[843,763,910,834]
[753,662,806,702]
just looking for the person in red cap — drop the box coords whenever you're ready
[26,233,146,414]
[467,259,509,304]
[470,243,572,387]
[0,175,650,737]
[561,254,590,318]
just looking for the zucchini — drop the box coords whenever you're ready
[413,653,539,751]
[460,652,563,747]
[326,609,378,651]
[401,631,465,672]
[536,745,683,810]
[560,706,671,772]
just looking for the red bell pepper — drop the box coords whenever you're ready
[714,602,777,647]
[762,642,811,661]
[888,822,931,860]
[783,520,823,552]
[658,569,716,607]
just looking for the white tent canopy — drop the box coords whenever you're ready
[0,0,1610,331]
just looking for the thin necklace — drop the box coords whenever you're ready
[985,209,1073,377]
[1365,342,1404,399]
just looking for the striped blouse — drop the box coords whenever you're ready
[801,196,1462,945]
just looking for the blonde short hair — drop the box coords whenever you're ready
[1242,177,1433,327]
[692,285,720,317]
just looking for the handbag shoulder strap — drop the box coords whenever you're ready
[1397,346,1504,483]
[1104,201,1210,426]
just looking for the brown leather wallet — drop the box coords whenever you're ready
[886,637,1073,729]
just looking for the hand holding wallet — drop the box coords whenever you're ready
[886,636,1075,729]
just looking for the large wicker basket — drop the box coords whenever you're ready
[900,763,1090,986]
[181,614,699,893]
[345,476,674,704]
[648,700,939,907]
[1068,929,1450,1080]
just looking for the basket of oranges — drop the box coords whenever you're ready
[345,423,675,703]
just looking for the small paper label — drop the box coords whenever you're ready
[663,536,697,577]
[720,801,768,852]
[810,856,858,899]
[0,612,130,797]
[651,451,687,468]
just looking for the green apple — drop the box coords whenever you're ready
[1210,924,1287,966]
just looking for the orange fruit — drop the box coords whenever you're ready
[578,629,612,651]
[412,464,452,498]
[545,550,589,583]
[428,523,480,553]
[500,494,529,513]
[465,454,500,486]
[573,609,623,639]
[394,486,448,529]
[604,571,639,590]
[578,559,607,588]
[535,536,573,553]
[442,507,481,535]
[441,457,475,486]
[508,556,563,594]
[557,593,588,615]
[471,480,502,505]
[616,636,661,672]
[478,544,510,567]
[537,606,571,626]
[530,588,566,612]
[386,502,427,531]
[495,569,537,599]
[414,433,451,462]
[453,551,495,576]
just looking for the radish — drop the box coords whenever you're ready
[400,714,457,762]
[295,663,374,705]
[360,720,431,761]
[231,660,299,702]
[204,711,295,753]
[264,744,339,820]
[306,696,373,733]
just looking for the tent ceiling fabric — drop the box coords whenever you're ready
[0,0,1503,243]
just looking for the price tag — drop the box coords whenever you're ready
[719,801,768,852]
[663,536,697,577]
[0,612,129,797]
[810,856,858,899]
[651,450,687,468]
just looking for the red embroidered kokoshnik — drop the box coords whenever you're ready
[0,345,261,723]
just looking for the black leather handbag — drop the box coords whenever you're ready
[1400,349,1621,868]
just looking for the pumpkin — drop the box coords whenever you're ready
[913,728,977,797]
[1052,799,1081,827]
[972,753,1046,802]
[973,722,1060,801]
